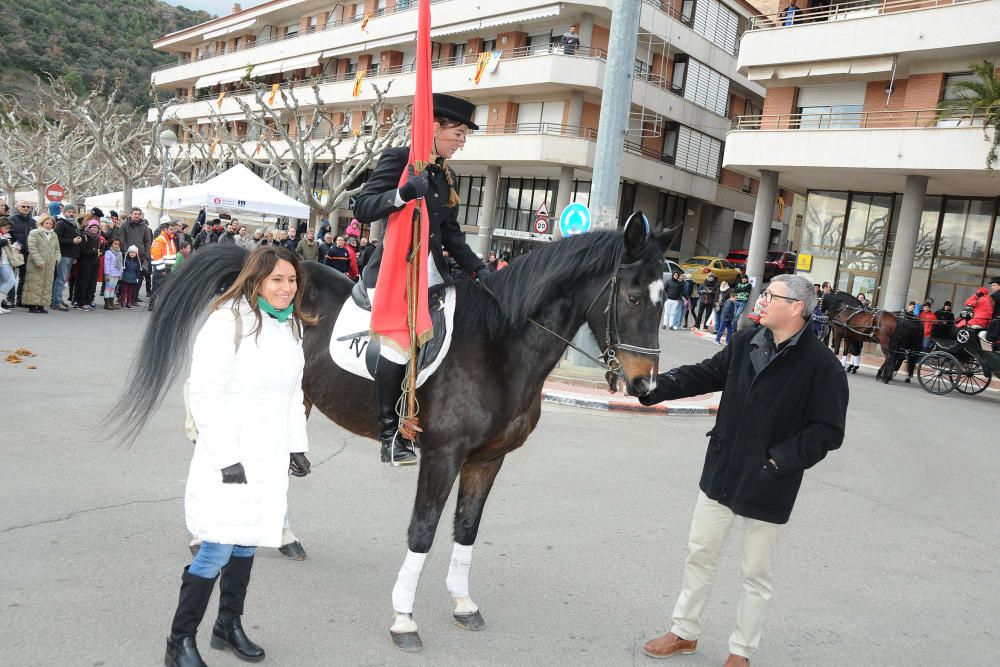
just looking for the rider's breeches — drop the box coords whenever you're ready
[371,252,444,364]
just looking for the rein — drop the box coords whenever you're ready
[475,256,659,386]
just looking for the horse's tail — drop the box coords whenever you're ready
[108,244,248,446]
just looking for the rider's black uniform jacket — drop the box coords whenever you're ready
[353,146,483,289]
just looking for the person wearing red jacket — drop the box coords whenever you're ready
[955,287,994,329]
[918,301,936,349]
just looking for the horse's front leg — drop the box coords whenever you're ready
[389,449,462,652]
[447,455,506,632]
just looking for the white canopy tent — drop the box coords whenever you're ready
[85,164,309,226]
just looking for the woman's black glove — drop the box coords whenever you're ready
[289,452,311,477]
[474,264,491,279]
[221,462,247,484]
[398,166,429,202]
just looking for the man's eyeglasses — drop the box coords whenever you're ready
[763,290,801,304]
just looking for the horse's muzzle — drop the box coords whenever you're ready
[628,375,656,397]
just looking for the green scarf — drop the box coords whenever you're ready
[257,295,295,323]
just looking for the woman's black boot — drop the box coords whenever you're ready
[210,555,265,662]
[374,359,417,466]
[165,567,217,667]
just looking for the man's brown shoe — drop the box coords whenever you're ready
[723,654,749,666]
[643,632,697,659]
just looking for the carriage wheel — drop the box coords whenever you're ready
[954,358,992,395]
[916,353,959,395]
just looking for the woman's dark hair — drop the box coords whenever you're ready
[213,246,318,337]
[0,216,11,230]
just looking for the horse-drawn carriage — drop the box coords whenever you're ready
[916,328,1000,396]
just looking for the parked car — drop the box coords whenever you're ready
[725,250,748,273]
[767,251,797,276]
[726,249,797,281]
[662,258,683,277]
[679,256,741,285]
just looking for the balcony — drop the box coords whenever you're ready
[154,46,609,123]
[738,0,1000,76]
[724,108,999,196]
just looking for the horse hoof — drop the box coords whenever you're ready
[390,631,423,652]
[453,610,486,631]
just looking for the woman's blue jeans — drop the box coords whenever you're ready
[0,264,15,299]
[189,542,256,579]
[733,301,747,322]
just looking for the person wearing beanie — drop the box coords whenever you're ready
[120,245,142,309]
[75,220,103,310]
[102,238,124,310]
[353,92,489,467]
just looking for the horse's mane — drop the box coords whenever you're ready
[456,230,655,340]
[823,290,862,314]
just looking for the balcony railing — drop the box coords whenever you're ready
[479,122,599,140]
[155,0,456,71]
[730,107,992,130]
[747,0,975,31]
[167,45,608,104]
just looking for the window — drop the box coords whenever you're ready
[681,0,695,25]
[457,176,485,227]
[340,112,352,137]
[285,23,299,37]
[683,59,730,117]
[671,55,688,94]
[453,43,466,63]
[483,39,496,52]
[661,122,679,164]
[797,105,863,129]
[495,177,557,232]
[361,112,374,135]
[674,125,721,179]
[528,33,551,54]
[692,0,739,55]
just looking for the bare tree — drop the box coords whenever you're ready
[38,77,167,211]
[0,106,31,206]
[182,78,410,228]
[0,98,61,210]
[49,120,107,208]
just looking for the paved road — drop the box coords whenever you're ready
[1,309,998,666]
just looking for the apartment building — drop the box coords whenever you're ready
[725,0,1000,309]
[149,0,770,258]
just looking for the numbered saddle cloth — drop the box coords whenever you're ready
[329,285,456,386]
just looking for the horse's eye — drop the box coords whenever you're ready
[627,295,641,307]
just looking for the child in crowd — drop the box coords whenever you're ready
[120,245,142,309]
[103,239,123,310]
[715,292,738,345]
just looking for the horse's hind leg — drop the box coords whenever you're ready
[447,455,507,632]
[389,451,462,652]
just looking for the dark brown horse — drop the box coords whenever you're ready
[822,291,922,383]
[116,213,674,651]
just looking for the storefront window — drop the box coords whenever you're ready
[837,194,892,302]
[798,191,848,288]
[456,175,484,227]
[929,198,996,305]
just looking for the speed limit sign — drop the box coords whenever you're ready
[534,217,549,234]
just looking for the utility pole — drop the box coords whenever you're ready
[589,0,642,229]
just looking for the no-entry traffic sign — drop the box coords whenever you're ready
[45,183,66,202]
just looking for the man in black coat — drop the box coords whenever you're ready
[7,201,36,307]
[353,93,488,467]
[641,274,848,666]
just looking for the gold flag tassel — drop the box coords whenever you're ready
[397,200,433,442]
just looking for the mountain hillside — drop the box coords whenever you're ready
[0,0,212,108]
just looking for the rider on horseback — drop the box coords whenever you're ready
[354,93,489,466]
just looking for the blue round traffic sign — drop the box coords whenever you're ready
[559,203,592,236]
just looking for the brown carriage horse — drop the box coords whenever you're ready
[822,290,921,383]
[114,213,676,652]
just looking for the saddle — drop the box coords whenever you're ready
[330,282,456,386]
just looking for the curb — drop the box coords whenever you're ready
[541,388,718,416]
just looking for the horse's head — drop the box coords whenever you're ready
[584,211,676,397]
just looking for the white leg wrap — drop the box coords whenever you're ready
[852,355,860,367]
[841,355,848,367]
[391,613,418,634]
[392,550,427,615]
[446,543,478,613]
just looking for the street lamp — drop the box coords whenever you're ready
[158,129,178,217]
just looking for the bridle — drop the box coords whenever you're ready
[477,255,660,387]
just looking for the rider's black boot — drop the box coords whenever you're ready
[165,567,217,667]
[375,359,418,467]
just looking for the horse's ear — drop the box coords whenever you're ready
[622,211,650,261]
[654,222,682,253]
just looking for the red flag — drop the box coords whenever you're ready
[371,0,433,356]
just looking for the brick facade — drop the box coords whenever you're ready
[760,86,798,129]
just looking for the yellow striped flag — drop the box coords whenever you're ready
[352,69,366,97]
[267,83,279,105]
[474,51,491,85]
[216,91,226,108]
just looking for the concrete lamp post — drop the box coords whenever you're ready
[158,129,178,216]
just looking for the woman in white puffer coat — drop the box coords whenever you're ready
[165,245,318,667]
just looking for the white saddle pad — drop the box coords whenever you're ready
[329,287,457,387]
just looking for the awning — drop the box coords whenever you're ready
[321,32,416,59]
[251,53,320,77]
[204,18,257,41]
[775,64,811,79]
[194,67,248,89]
[746,66,774,81]
[748,56,894,82]
[431,5,560,37]
[197,113,246,124]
